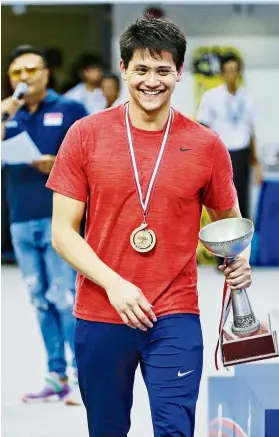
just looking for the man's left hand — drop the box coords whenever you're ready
[30,154,56,174]
[219,256,252,290]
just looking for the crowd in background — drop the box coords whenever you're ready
[2,46,122,108]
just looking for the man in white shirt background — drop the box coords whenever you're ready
[197,54,262,221]
[65,53,107,114]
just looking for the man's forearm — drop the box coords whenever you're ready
[1,123,6,140]
[250,134,259,166]
[52,226,120,290]
[239,244,251,261]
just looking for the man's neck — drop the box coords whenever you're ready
[25,90,47,113]
[128,99,171,131]
[85,83,97,93]
[226,83,238,95]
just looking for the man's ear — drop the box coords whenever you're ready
[120,59,127,81]
[44,68,50,87]
[176,64,183,83]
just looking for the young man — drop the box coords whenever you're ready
[47,18,252,437]
[196,54,263,219]
[1,45,87,405]
[101,73,122,108]
[65,53,107,114]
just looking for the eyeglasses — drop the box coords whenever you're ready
[8,64,44,79]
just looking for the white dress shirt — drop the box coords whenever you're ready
[65,83,107,114]
[196,84,254,151]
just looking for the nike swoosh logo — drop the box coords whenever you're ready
[180,147,191,152]
[178,369,195,377]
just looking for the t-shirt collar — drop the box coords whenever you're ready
[222,83,244,99]
[18,88,59,117]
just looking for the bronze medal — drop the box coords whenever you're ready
[130,222,156,253]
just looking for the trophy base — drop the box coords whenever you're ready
[221,315,279,367]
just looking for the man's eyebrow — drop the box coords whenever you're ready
[156,65,173,70]
[133,64,173,70]
[133,64,148,69]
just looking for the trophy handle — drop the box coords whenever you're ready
[231,288,260,335]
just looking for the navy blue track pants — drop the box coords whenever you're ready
[75,314,203,437]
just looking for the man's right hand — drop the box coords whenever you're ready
[1,96,24,120]
[105,277,157,331]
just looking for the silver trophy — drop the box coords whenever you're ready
[199,218,278,366]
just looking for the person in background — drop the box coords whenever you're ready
[196,54,263,220]
[1,45,88,406]
[44,46,67,93]
[65,53,107,114]
[101,73,122,108]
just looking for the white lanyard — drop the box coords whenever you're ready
[125,103,173,219]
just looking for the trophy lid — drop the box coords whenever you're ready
[199,218,254,258]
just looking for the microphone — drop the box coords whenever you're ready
[13,82,28,100]
[1,82,28,122]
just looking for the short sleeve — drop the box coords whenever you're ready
[202,135,237,210]
[46,121,88,202]
[196,92,214,127]
[70,101,88,122]
[3,118,22,140]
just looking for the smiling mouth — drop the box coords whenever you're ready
[140,90,165,96]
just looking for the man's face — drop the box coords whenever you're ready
[101,78,119,107]
[222,60,241,88]
[120,49,182,113]
[83,67,103,87]
[8,53,49,97]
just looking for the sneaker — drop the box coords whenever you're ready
[22,372,70,404]
[64,377,83,406]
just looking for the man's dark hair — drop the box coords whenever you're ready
[144,6,166,19]
[102,73,121,91]
[78,53,105,71]
[44,47,63,69]
[220,54,243,72]
[120,17,186,71]
[7,45,48,69]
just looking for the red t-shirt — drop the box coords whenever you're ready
[46,104,236,323]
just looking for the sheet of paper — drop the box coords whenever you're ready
[1,131,42,164]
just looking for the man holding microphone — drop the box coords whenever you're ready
[1,45,87,405]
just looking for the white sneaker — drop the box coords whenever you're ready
[64,379,83,406]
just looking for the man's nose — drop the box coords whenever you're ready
[145,73,160,88]
[19,69,29,81]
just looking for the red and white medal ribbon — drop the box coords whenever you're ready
[215,280,232,370]
[125,103,173,217]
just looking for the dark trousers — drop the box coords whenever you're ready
[75,314,203,437]
[217,147,250,266]
[230,147,250,219]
